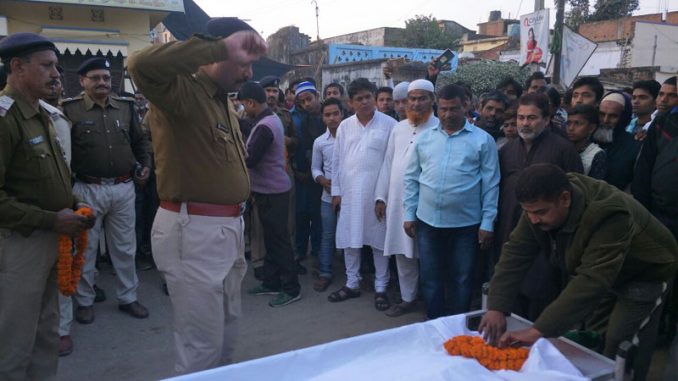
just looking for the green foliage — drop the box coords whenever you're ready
[395,15,460,50]
[437,61,531,97]
[565,0,590,31]
[588,0,639,22]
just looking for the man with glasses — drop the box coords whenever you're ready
[63,57,151,324]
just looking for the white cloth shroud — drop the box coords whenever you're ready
[166,314,587,381]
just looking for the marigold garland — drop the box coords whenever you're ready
[57,207,93,296]
[443,335,529,371]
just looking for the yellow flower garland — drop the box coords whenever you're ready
[57,207,93,296]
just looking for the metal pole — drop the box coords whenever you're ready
[312,0,320,41]
[552,0,565,86]
[651,34,658,67]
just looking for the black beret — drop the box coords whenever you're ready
[206,17,255,39]
[238,81,266,104]
[259,76,280,89]
[0,33,57,62]
[77,57,110,75]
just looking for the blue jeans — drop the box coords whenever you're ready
[318,201,336,279]
[416,220,479,319]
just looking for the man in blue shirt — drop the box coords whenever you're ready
[403,84,500,319]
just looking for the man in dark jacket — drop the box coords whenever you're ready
[594,91,639,190]
[480,164,677,381]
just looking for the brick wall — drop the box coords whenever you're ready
[579,11,678,42]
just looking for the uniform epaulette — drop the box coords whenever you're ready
[61,95,84,104]
[0,94,15,117]
[112,95,135,103]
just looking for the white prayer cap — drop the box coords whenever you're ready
[601,92,625,107]
[393,81,410,101]
[408,79,434,94]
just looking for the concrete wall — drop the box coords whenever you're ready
[266,25,310,64]
[322,27,404,47]
[630,22,678,68]
[321,60,388,92]
[0,0,162,56]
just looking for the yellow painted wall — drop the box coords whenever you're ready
[461,38,508,53]
[0,0,166,56]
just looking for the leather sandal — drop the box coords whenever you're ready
[327,286,361,302]
[374,292,391,311]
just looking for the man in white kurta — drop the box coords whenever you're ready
[329,78,397,310]
[375,80,438,316]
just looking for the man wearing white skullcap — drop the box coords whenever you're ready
[594,91,639,190]
[392,81,410,121]
[375,79,438,316]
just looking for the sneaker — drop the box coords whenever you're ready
[248,285,281,296]
[269,292,301,307]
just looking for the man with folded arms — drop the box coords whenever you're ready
[128,18,266,374]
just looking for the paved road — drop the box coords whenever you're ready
[57,256,425,380]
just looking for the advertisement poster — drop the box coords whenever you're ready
[520,9,550,66]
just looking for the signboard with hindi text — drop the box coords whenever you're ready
[23,0,184,13]
[519,9,549,66]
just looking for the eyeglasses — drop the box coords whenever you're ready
[85,75,111,82]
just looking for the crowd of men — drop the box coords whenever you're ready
[0,16,677,381]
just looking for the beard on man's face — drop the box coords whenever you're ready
[406,109,430,126]
[592,127,614,143]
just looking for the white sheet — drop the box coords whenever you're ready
[165,315,588,381]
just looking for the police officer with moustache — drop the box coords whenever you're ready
[0,33,94,380]
[62,57,151,324]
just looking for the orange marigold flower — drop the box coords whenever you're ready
[443,335,529,371]
[57,207,93,296]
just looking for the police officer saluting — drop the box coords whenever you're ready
[0,32,94,380]
[63,57,151,324]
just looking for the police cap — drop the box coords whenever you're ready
[238,81,266,104]
[77,57,111,76]
[0,33,57,62]
[259,76,280,89]
[207,17,255,39]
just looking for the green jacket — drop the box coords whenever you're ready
[488,173,678,337]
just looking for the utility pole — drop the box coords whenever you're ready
[552,0,566,86]
[312,0,320,41]
[534,0,545,10]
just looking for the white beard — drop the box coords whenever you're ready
[518,127,544,142]
[593,127,614,143]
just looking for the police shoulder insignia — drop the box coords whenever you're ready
[0,95,15,117]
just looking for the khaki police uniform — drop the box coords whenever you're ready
[62,93,150,307]
[128,36,250,374]
[0,86,77,381]
[39,99,75,338]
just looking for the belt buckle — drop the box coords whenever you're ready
[100,178,116,185]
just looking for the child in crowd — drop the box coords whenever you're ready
[566,104,607,179]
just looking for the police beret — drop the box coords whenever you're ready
[259,76,279,89]
[238,81,266,104]
[206,17,255,39]
[77,57,111,75]
[0,33,57,62]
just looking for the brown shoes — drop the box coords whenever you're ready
[118,301,149,319]
[59,335,73,356]
[313,277,332,292]
[384,300,418,317]
[75,306,95,324]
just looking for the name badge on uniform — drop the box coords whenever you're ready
[79,120,96,126]
[216,123,230,134]
[28,135,45,145]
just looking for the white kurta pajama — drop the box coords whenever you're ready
[332,111,396,292]
[375,114,438,302]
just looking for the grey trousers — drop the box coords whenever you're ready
[73,181,138,306]
[0,229,59,381]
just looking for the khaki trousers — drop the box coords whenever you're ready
[73,181,138,306]
[0,229,59,381]
[152,204,246,375]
